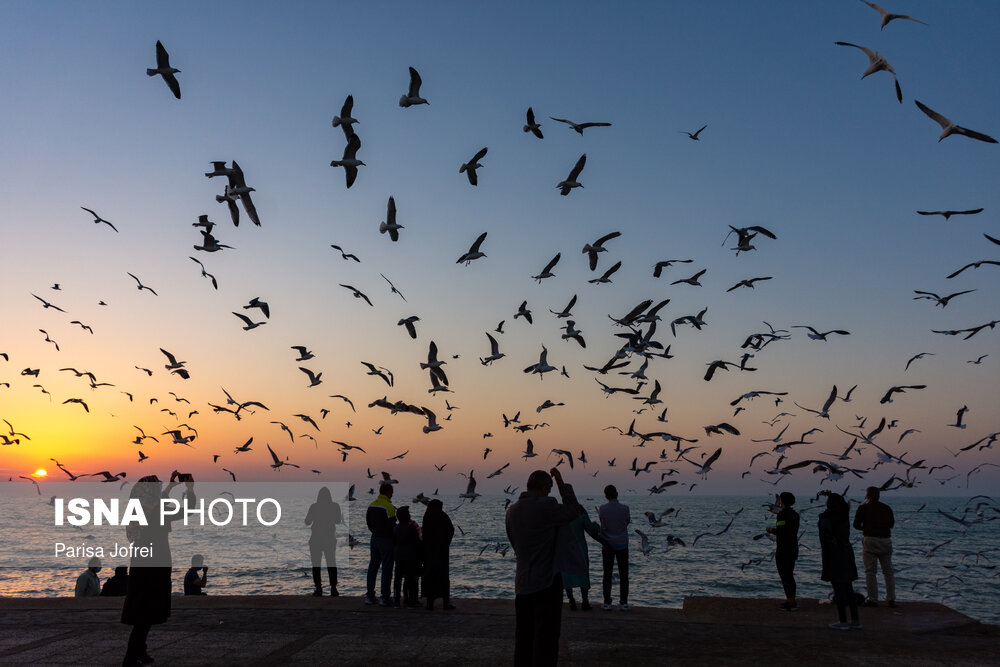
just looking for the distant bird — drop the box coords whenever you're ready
[339,284,373,307]
[531,253,561,282]
[523,439,538,459]
[422,407,442,434]
[513,300,533,324]
[835,41,902,103]
[523,107,543,138]
[905,352,934,371]
[380,273,407,302]
[458,470,481,501]
[399,67,428,107]
[523,346,556,378]
[561,321,586,348]
[39,329,59,351]
[671,268,706,287]
[588,260,621,285]
[126,272,158,296]
[945,260,1000,280]
[267,443,300,470]
[582,231,621,271]
[330,134,365,188]
[679,125,707,140]
[189,257,218,289]
[879,384,926,404]
[232,311,266,331]
[793,325,850,341]
[361,362,393,387]
[291,346,314,361]
[31,293,66,312]
[860,0,926,30]
[398,316,420,339]
[727,276,772,292]
[244,297,270,319]
[549,294,577,319]
[80,207,118,232]
[948,406,968,429]
[380,196,402,241]
[967,354,988,365]
[480,332,505,366]
[146,40,180,99]
[913,289,975,308]
[330,244,360,262]
[457,232,488,264]
[331,94,359,137]
[914,100,997,143]
[550,117,612,134]
[557,154,586,195]
[62,398,89,412]
[652,259,693,278]
[917,208,984,221]
[460,147,488,186]
[299,367,323,387]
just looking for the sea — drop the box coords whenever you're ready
[1,494,996,625]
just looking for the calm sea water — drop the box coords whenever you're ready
[1,495,996,624]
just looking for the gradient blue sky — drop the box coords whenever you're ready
[1,1,998,496]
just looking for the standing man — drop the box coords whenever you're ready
[505,468,580,667]
[597,484,630,611]
[366,482,397,606]
[853,486,895,608]
[766,491,800,611]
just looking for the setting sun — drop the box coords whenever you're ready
[32,469,46,477]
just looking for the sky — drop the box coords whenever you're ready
[0,1,998,498]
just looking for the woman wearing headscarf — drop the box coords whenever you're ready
[304,486,342,596]
[421,499,455,610]
[121,471,193,666]
[818,492,860,630]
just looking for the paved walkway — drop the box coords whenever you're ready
[0,596,996,665]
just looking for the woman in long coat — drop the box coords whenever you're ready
[421,499,455,610]
[305,486,342,596]
[818,492,860,630]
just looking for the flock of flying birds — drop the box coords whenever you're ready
[3,2,999,587]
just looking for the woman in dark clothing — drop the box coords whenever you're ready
[304,486,342,596]
[121,472,192,666]
[392,506,423,608]
[422,499,455,610]
[818,492,860,630]
[767,491,800,611]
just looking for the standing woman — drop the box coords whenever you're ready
[305,486,342,596]
[121,472,193,666]
[421,499,455,610]
[767,491,800,611]
[818,492,861,630]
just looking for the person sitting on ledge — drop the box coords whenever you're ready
[101,566,129,597]
[183,555,208,595]
[75,556,102,597]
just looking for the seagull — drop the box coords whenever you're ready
[420,341,449,386]
[160,348,187,372]
[557,154,586,195]
[835,41,902,103]
[379,196,402,241]
[90,471,127,482]
[549,117,612,134]
[293,413,320,431]
[727,277,772,292]
[137,451,149,463]
[460,147,488,186]
[380,274,407,302]
[80,207,118,232]
[399,66,428,107]
[523,107,543,138]
[39,330,59,351]
[291,346,314,362]
[588,260,621,284]
[480,332,505,366]
[513,300,532,324]
[635,529,655,557]
[189,257,218,289]
[679,125,707,140]
[215,185,241,226]
[945,260,1000,279]
[914,100,997,143]
[917,208,984,221]
[330,244,360,262]
[652,259,693,278]
[331,94,359,137]
[31,294,66,312]
[62,398,89,412]
[879,384,926,404]
[267,443,300,470]
[458,470,481,501]
[792,325,850,341]
[549,294,577,319]
[860,0,926,30]
[146,40,180,99]
[561,320,586,348]
[671,268,706,286]
[522,439,538,459]
[531,253,561,282]
[967,354,988,365]
[361,362,393,386]
[330,134,365,188]
[793,385,838,419]
[913,289,975,308]
[582,231,621,271]
[398,316,420,339]
[232,311,266,331]
[339,284,373,307]
[949,406,969,429]
[523,346,556,378]
[422,407,442,434]
[126,272,158,296]
[905,352,934,370]
[299,367,323,387]
[457,232,488,264]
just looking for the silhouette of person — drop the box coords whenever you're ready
[818,492,860,630]
[183,555,208,595]
[392,506,422,608]
[121,471,194,666]
[422,499,455,611]
[767,491,800,611]
[854,486,896,607]
[505,468,581,667]
[597,484,630,611]
[75,556,102,597]
[366,481,396,606]
[305,486,342,596]
[561,506,602,611]
[101,566,129,597]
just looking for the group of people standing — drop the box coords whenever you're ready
[768,486,896,630]
[364,482,456,610]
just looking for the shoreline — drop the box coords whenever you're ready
[0,596,996,665]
